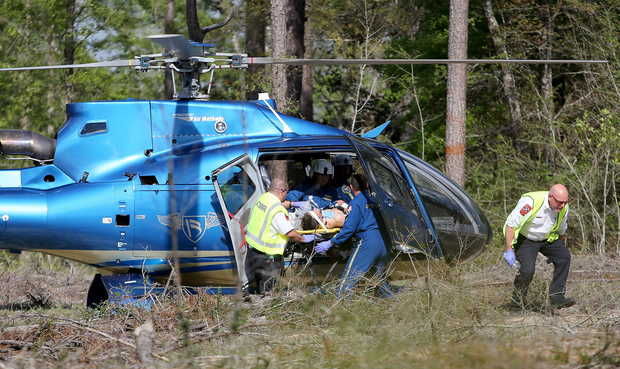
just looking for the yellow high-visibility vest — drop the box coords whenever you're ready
[503,191,568,245]
[245,192,289,255]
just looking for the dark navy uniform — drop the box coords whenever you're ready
[286,183,338,209]
[334,183,355,203]
[330,191,393,297]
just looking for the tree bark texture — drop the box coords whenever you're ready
[483,0,522,140]
[186,0,203,42]
[271,0,305,114]
[61,0,78,103]
[301,4,313,121]
[164,0,176,99]
[245,0,268,100]
[445,0,469,187]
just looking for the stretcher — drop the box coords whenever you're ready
[297,228,340,235]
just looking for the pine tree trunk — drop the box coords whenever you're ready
[445,0,469,187]
[62,0,77,103]
[301,3,313,121]
[164,0,176,99]
[271,0,305,114]
[245,0,268,100]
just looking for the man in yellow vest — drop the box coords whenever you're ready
[244,177,313,295]
[503,184,575,309]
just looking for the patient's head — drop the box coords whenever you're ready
[301,211,321,230]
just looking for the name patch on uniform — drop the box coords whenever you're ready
[520,204,532,216]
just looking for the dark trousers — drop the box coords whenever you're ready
[337,230,393,298]
[513,235,571,302]
[244,247,284,295]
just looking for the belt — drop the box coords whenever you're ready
[518,234,549,244]
[249,247,283,259]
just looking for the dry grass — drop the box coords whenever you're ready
[1,250,619,369]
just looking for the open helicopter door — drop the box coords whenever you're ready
[212,154,265,291]
[346,136,438,258]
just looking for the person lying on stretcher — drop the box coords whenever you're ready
[300,207,347,230]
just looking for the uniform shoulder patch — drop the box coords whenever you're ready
[520,204,532,216]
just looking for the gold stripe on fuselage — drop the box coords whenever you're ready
[31,249,234,265]
[32,249,239,286]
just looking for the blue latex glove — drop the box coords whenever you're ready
[314,240,332,254]
[503,249,517,267]
[301,234,315,243]
[291,201,312,211]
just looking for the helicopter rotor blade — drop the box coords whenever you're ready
[0,59,137,72]
[244,57,608,65]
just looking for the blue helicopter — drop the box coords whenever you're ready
[0,35,604,306]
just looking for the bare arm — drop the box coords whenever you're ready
[286,230,304,243]
[505,226,515,251]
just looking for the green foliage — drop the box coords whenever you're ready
[0,0,617,252]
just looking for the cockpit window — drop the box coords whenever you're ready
[365,152,415,209]
[80,121,107,136]
[402,157,488,261]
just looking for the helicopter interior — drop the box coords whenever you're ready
[257,151,359,232]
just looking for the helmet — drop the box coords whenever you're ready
[312,159,333,175]
[334,154,353,166]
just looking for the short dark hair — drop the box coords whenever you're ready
[350,173,368,191]
[301,213,320,230]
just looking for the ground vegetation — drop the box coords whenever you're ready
[0,0,618,366]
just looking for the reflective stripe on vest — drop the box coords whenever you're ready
[245,192,289,255]
[503,191,568,245]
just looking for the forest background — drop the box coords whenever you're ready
[0,0,617,254]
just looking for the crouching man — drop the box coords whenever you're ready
[503,183,575,309]
[244,178,313,296]
[314,174,397,298]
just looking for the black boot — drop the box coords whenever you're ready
[550,296,576,309]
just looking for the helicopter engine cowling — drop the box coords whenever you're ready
[0,189,48,248]
[0,129,56,161]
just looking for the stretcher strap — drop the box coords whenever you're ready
[297,228,340,234]
[308,210,327,229]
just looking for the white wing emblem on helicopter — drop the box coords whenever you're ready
[157,212,226,243]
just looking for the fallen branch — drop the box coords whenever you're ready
[15,313,169,362]
[466,278,620,289]
[158,321,277,356]
[0,339,33,349]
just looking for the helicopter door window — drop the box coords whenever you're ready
[217,165,256,215]
[80,121,107,136]
[366,153,416,210]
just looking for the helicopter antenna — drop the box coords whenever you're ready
[206,68,216,99]
[259,93,294,134]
